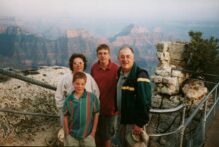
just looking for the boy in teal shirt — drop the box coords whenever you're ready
[63,72,100,147]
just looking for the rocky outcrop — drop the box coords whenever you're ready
[182,79,208,105]
[66,29,93,38]
[0,66,69,145]
[152,42,189,96]
[152,41,208,103]
[149,42,209,147]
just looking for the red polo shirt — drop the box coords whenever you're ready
[91,60,118,116]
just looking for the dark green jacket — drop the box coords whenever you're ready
[117,63,151,127]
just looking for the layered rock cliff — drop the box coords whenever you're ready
[0,24,170,74]
[0,26,100,71]
[111,24,169,71]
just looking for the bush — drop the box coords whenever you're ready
[184,31,219,83]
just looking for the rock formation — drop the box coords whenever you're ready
[0,26,98,70]
[0,24,168,74]
[0,66,70,145]
[149,42,209,147]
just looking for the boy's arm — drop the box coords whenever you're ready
[64,115,69,136]
[90,93,100,137]
[90,112,99,137]
[63,99,70,136]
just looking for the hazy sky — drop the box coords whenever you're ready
[1,0,219,22]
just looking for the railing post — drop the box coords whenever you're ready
[203,97,208,145]
[0,68,57,91]
[216,86,218,109]
[180,106,186,147]
[214,87,218,116]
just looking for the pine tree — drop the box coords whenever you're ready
[184,31,219,83]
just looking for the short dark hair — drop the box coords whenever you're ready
[73,72,87,82]
[96,44,110,54]
[69,53,87,71]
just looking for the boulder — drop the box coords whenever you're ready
[182,79,208,104]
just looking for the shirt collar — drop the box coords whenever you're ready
[97,60,112,70]
[120,70,130,79]
[73,90,87,99]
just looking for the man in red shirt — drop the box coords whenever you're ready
[91,44,118,147]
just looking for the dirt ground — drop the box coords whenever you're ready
[0,66,68,146]
[1,122,60,146]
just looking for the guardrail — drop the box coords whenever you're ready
[149,104,186,137]
[0,108,59,117]
[0,68,56,91]
[1,68,219,147]
[0,68,57,117]
[148,82,219,147]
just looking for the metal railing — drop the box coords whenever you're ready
[149,104,186,137]
[148,82,219,147]
[1,68,219,147]
[0,68,58,117]
[0,108,59,118]
[0,68,56,91]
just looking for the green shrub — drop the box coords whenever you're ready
[184,31,219,83]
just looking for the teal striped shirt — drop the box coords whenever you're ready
[63,90,100,139]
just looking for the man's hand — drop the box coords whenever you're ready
[132,125,143,135]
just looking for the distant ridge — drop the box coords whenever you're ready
[0,24,170,74]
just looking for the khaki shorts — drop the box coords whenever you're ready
[96,115,118,140]
[64,134,95,147]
